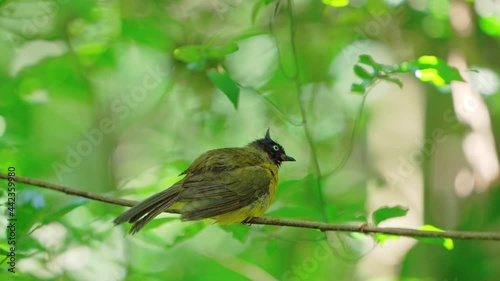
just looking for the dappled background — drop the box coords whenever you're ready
[1,0,500,280]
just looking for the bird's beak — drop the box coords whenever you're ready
[281,154,296,162]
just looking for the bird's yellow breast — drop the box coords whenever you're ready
[211,163,278,224]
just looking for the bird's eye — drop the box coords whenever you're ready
[273,145,280,151]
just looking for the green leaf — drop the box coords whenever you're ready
[141,217,178,231]
[479,16,500,37]
[374,225,454,250]
[353,54,462,90]
[322,0,349,7]
[404,55,464,86]
[353,65,372,80]
[352,54,403,92]
[417,68,445,85]
[42,197,90,223]
[206,69,240,109]
[418,55,439,64]
[416,225,454,250]
[372,206,408,225]
[7,189,46,252]
[358,54,377,67]
[141,221,205,248]
[351,83,366,94]
[205,44,239,59]
[374,233,401,244]
[219,225,250,242]
[121,19,170,50]
[173,222,205,244]
[173,45,203,63]
[383,76,403,88]
[232,30,269,42]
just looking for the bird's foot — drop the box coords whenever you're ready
[241,217,253,225]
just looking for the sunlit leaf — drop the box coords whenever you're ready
[416,68,446,86]
[418,55,439,65]
[479,16,500,37]
[417,225,454,250]
[404,55,464,86]
[322,0,349,7]
[374,233,400,244]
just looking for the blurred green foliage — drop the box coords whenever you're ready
[1,0,499,280]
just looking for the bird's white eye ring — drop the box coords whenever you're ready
[273,145,280,151]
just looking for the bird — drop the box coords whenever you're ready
[113,129,295,234]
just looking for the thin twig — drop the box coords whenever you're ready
[285,0,328,222]
[236,82,304,126]
[1,173,499,241]
[322,81,381,178]
[1,173,137,208]
[249,217,500,241]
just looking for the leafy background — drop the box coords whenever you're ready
[1,0,500,280]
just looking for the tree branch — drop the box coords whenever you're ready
[1,173,499,241]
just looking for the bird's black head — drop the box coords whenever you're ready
[252,129,295,167]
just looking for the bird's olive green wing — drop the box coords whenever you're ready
[177,165,271,220]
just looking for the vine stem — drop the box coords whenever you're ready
[285,0,328,222]
[2,173,499,241]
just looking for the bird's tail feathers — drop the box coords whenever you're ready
[113,185,181,234]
